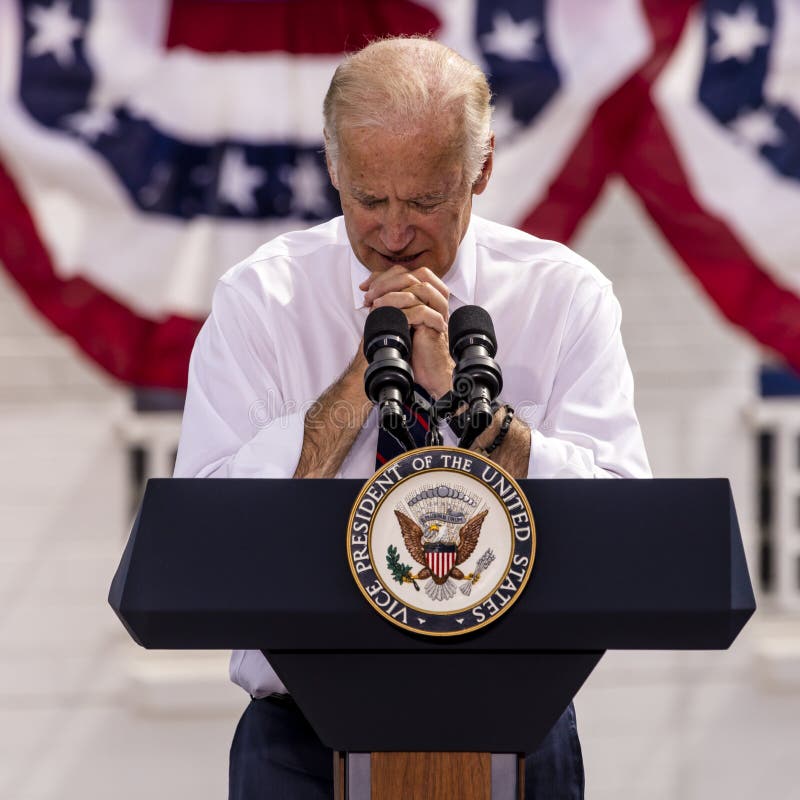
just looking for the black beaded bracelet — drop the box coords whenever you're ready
[485,404,515,454]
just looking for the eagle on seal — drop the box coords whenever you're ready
[393,508,488,585]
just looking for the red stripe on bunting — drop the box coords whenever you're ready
[519,0,695,243]
[624,0,800,371]
[0,160,202,388]
[620,102,800,372]
[518,0,800,370]
[165,0,441,54]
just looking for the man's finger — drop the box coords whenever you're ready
[363,271,422,304]
[369,283,449,318]
[401,304,447,334]
[407,282,449,317]
[364,265,450,305]
[359,264,407,291]
[371,291,423,310]
[408,268,450,302]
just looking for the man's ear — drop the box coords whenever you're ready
[472,133,494,196]
[323,131,339,190]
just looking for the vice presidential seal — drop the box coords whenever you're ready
[347,447,535,636]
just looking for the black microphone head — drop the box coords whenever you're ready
[448,305,497,356]
[363,306,411,358]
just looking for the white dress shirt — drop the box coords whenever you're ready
[174,214,651,697]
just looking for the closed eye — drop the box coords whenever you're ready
[411,200,442,212]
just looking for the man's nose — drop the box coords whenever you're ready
[379,205,414,253]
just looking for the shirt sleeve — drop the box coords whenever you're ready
[523,281,651,479]
[173,279,306,479]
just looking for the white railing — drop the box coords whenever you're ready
[751,399,800,612]
[116,409,183,483]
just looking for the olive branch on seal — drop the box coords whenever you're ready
[386,545,420,591]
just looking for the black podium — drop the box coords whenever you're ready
[109,477,754,798]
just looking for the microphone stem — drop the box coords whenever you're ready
[379,400,417,452]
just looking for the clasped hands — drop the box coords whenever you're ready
[360,264,454,399]
[358,264,530,475]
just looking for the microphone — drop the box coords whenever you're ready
[363,307,416,450]
[448,305,503,439]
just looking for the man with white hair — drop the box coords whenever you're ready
[175,36,650,799]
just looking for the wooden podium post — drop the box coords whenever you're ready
[334,751,524,800]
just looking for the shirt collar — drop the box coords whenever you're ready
[348,216,477,310]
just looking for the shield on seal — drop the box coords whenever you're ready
[424,542,457,579]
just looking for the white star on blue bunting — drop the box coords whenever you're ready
[285,155,331,217]
[64,106,118,142]
[710,2,770,62]
[730,108,784,149]
[217,148,267,215]
[27,0,83,68]
[480,9,541,61]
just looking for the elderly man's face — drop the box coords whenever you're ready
[328,121,492,278]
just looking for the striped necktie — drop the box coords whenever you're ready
[375,383,433,470]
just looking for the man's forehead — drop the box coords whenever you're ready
[339,120,463,161]
[339,128,466,195]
